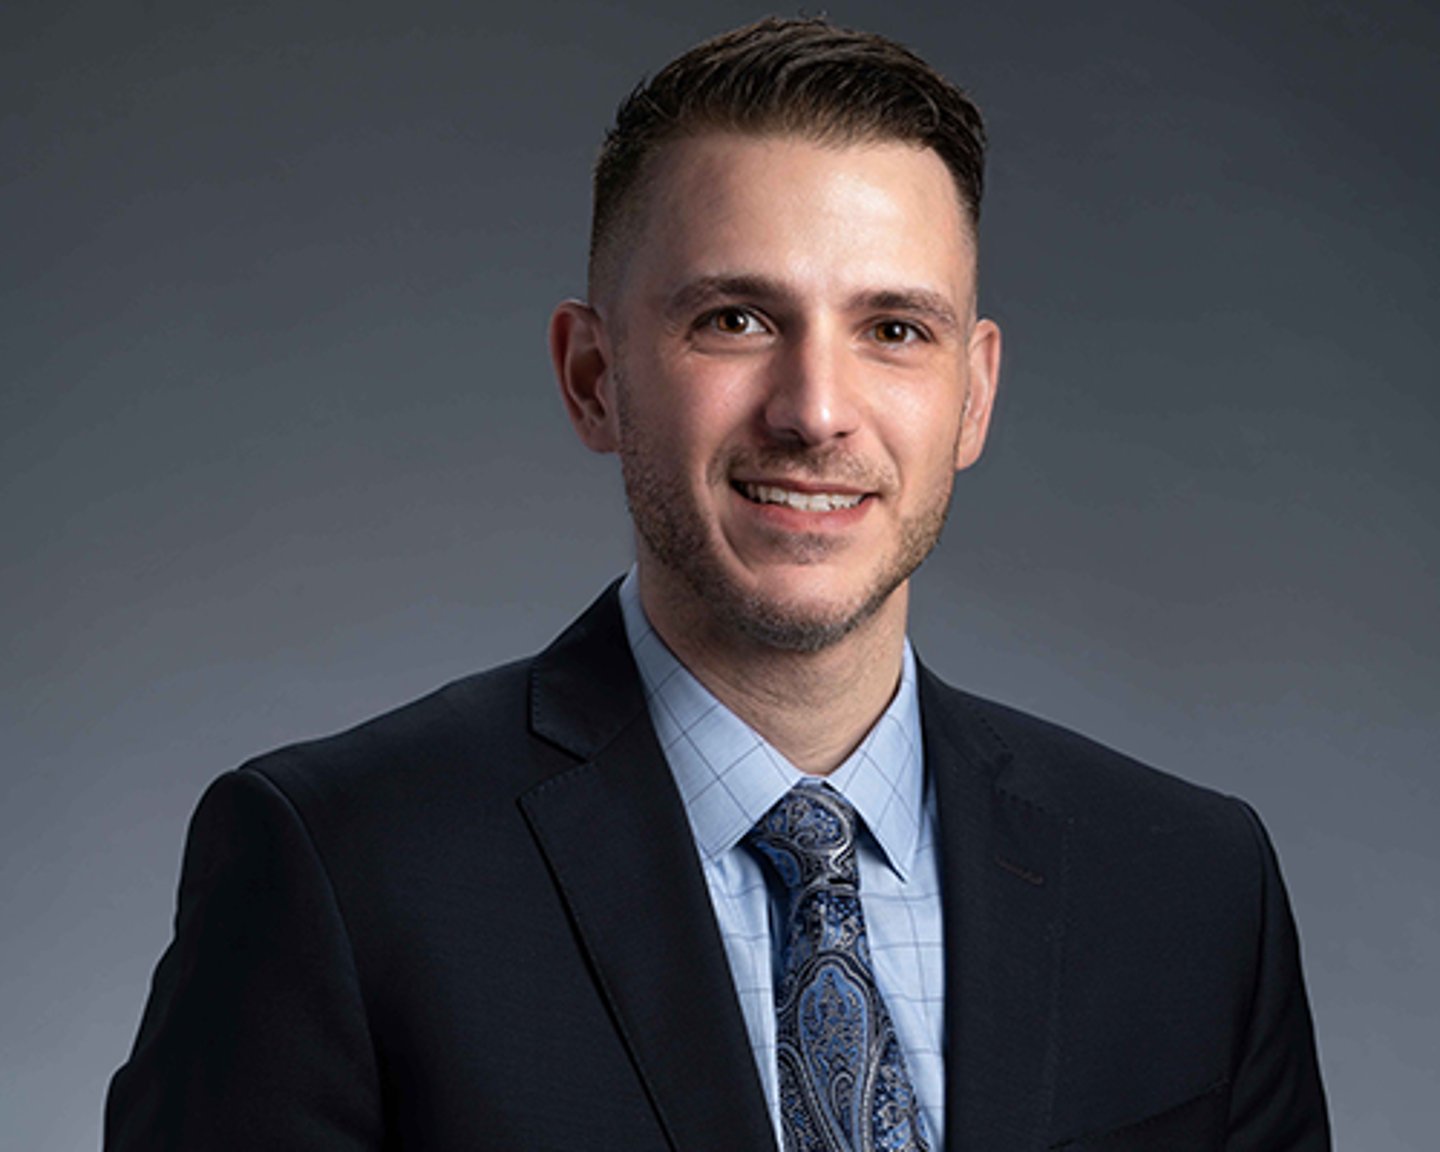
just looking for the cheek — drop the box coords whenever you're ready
[652,362,755,449]
[881,390,967,474]
[620,384,735,492]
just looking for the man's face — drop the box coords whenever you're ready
[562,132,999,652]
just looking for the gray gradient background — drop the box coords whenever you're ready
[3,0,1436,1147]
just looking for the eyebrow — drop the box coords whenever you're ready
[855,289,962,335]
[661,274,963,335]
[661,274,787,321]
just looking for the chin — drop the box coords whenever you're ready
[703,577,897,654]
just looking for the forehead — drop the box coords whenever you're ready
[612,132,974,311]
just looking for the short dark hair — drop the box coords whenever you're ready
[588,16,987,299]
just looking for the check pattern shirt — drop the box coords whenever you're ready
[618,572,947,1151]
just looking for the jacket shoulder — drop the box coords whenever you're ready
[233,656,539,824]
[924,672,1260,861]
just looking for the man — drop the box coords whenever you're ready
[106,17,1329,1152]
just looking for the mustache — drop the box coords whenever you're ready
[714,445,892,490]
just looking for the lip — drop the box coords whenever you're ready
[730,477,873,497]
[728,481,875,532]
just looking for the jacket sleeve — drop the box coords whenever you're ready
[105,767,384,1150]
[1226,801,1331,1151]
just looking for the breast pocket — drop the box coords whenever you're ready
[1051,1080,1229,1151]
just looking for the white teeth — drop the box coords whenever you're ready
[742,483,865,512]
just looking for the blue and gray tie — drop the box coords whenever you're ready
[749,784,930,1152]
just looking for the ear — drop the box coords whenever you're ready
[954,316,1001,471]
[550,299,619,453]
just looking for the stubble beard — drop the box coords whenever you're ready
[614,374,955,654]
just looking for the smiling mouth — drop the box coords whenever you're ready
[735,482,868,512]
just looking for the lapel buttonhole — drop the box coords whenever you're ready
[994,853,1046,886]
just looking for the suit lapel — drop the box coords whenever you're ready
[518,585,776,1152]
[921,666,1069,1152]
[517,589,1069,1151]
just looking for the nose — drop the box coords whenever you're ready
[760,323,861,446]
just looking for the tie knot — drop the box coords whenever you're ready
[748,784,859,893]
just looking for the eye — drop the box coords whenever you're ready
[702,307,765,336]
[871,319,923,345]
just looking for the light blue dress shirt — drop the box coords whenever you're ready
[618,571,946,1150]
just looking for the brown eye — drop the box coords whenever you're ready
[873,320,916,344]
[702,305,760,332]
[711,308,755,335]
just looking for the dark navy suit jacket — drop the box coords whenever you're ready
[106,583,1330,1150]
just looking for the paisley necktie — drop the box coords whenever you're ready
[749,784,930,1152]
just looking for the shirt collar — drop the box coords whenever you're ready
[618,568,926,881]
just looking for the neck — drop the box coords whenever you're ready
[636,566,909,776]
